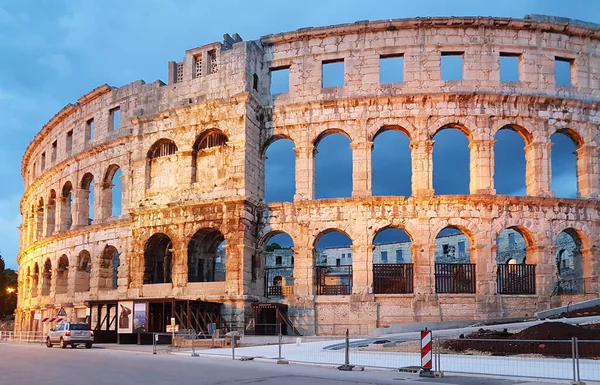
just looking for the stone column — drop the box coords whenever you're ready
[580,247,599,286]
[44,203,56,236]
[170,245,188,288]
[474,244,495,295]
[524,141,553,197]
[410,140,434,197]
[292,246,314,296]
[66,265,77,296]
[351,142,373,198]
[351,244,372,294]
[576,145,599,199]
[35,207,44,241]
[96,181,112,221]
[469,140,496,195]
[73,188,90,227]
[527,245,554,297]
[294,146,316,201]
[176,150,194,185]
[27,213,35,244]
[412,244,434,295]
[225,244,253,296]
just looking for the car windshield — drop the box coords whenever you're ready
[69,323,90,330]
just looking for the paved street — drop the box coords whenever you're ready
[0,343,572,385]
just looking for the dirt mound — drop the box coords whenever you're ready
[513,322,600,341]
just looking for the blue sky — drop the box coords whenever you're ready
[1,0,598,269]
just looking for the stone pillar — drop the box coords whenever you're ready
[27,214,35,244]
[412,244,434,295]
[74,188,90,228]
[35,207,44,241]
[56,197,66,232]
[294,146,316,201]
[576,145,599,199]
[350,142,373,198]
[351,244,372,294]
[474,244,495,295]
[527,245,554,297]
[176,150,194,185]
[525,141,553,197]
[410,140,434,197]
[129,251,144,288]
[469,140,496,195]
[171,246,187,288]
[96,181,112,221]
[66,265,77,296]
[44,203,56,236]
[580,247,599,283]
[225,244,252,296]
[292,246,314,296]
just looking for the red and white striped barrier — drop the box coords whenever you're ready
[421,329,433,371]
[41,317,63,323]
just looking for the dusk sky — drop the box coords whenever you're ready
[1,0,598,269]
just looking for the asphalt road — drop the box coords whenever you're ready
[0,343,560,385]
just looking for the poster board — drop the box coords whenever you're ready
[117,301,134,334]
[133,302,148,333]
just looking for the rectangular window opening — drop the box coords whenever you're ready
[41,152,46,171]
[275,256,282,266]
[66,130,73,154]
[86,118,95,141]
[336,258,341,267]
[322,59,344,88]
[51,141,57,163]
[380,54,404,84]
[207,50,218,74]
[381,251,388,262]
[110,107,121,130]
[499,53,520,82]
[396,249,403,262]
[441,52,464,81]
[194,55,203,78]
[508,233,516,245]
[555,57,573,87]
[270,66,290,95]
[458,242,466,254]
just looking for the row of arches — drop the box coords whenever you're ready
[21,246,120,299]
[265,124,587,201]
[23,165,123,246]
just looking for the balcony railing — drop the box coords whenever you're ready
[373,263,413,294]
[434,263,476,294]
[264,267,294,297]
[556,277,598,295]
[496,264,536,295]
[316,265,352,295]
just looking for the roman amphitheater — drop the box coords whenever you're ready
[15,14,600,340]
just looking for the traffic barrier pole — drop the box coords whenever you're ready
[232,333,236,360]
[418,329,439,378]
[337,329,355,371]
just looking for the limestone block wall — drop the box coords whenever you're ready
[16,16,600,332]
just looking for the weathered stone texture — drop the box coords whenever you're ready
[15,16,600,333]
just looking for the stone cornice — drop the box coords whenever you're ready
[260,16,600,45]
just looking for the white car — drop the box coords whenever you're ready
[46,322,94,349]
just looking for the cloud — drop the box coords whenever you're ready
[39,53,71,76]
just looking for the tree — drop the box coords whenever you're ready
[0,254,5,318]
[266,243,282,252]
[0,254,17,319]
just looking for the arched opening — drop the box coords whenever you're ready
[24,266,31,298]
[32,263,39,297]
[191,130,229,183]
[433,127,470,195]
[60,182,73,231]
[434,226,474,293]
[144,233,173,284]
[314,230,353,295]
[264,138,295,202]
[315,132,352,199]
[555,229,584,294]
[41,259,52,296]
[80,173,95,225]
[46,190,56,236]
[264,232,294,297]
[372,128,411,196]
[103,165,123,218]
[74,250,91,292]
[551,131,579,198]
[147,139,178,189]
[99,245,120,290]
[494,126,527,196]
[56,255,69,295]
[495,227,536,294]
[187,229,226,283]
[373,227,413,293]
[35,198,44,241]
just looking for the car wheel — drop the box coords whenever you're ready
[60,338,67,349]
[46,338,53,348]
[71,344,78,349]
[85,342,92,349]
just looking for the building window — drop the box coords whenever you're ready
[194,55,203,78]
[347,253,351,260]
[176,62,184,83]
[275,256,282,266]
[336,258,341,267]
[66,130,73,155]
[381,251,388,262]
[86,118,95,141]
[253,73,259,91]
[110,107,121,130]
[441,52,464,81]
[508,233,516,246]
[499,53,520,82]
[458,241,465,254]
[380,54,404,84]
[51,141,57,163]
[555,57,573,86]
[396,249,403,262]
[322,59,344,88]
[208,50,218,74]
[41,152,46,171]
[443,244,450,255]
[320,255,327,265]
[270,66,290,95]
